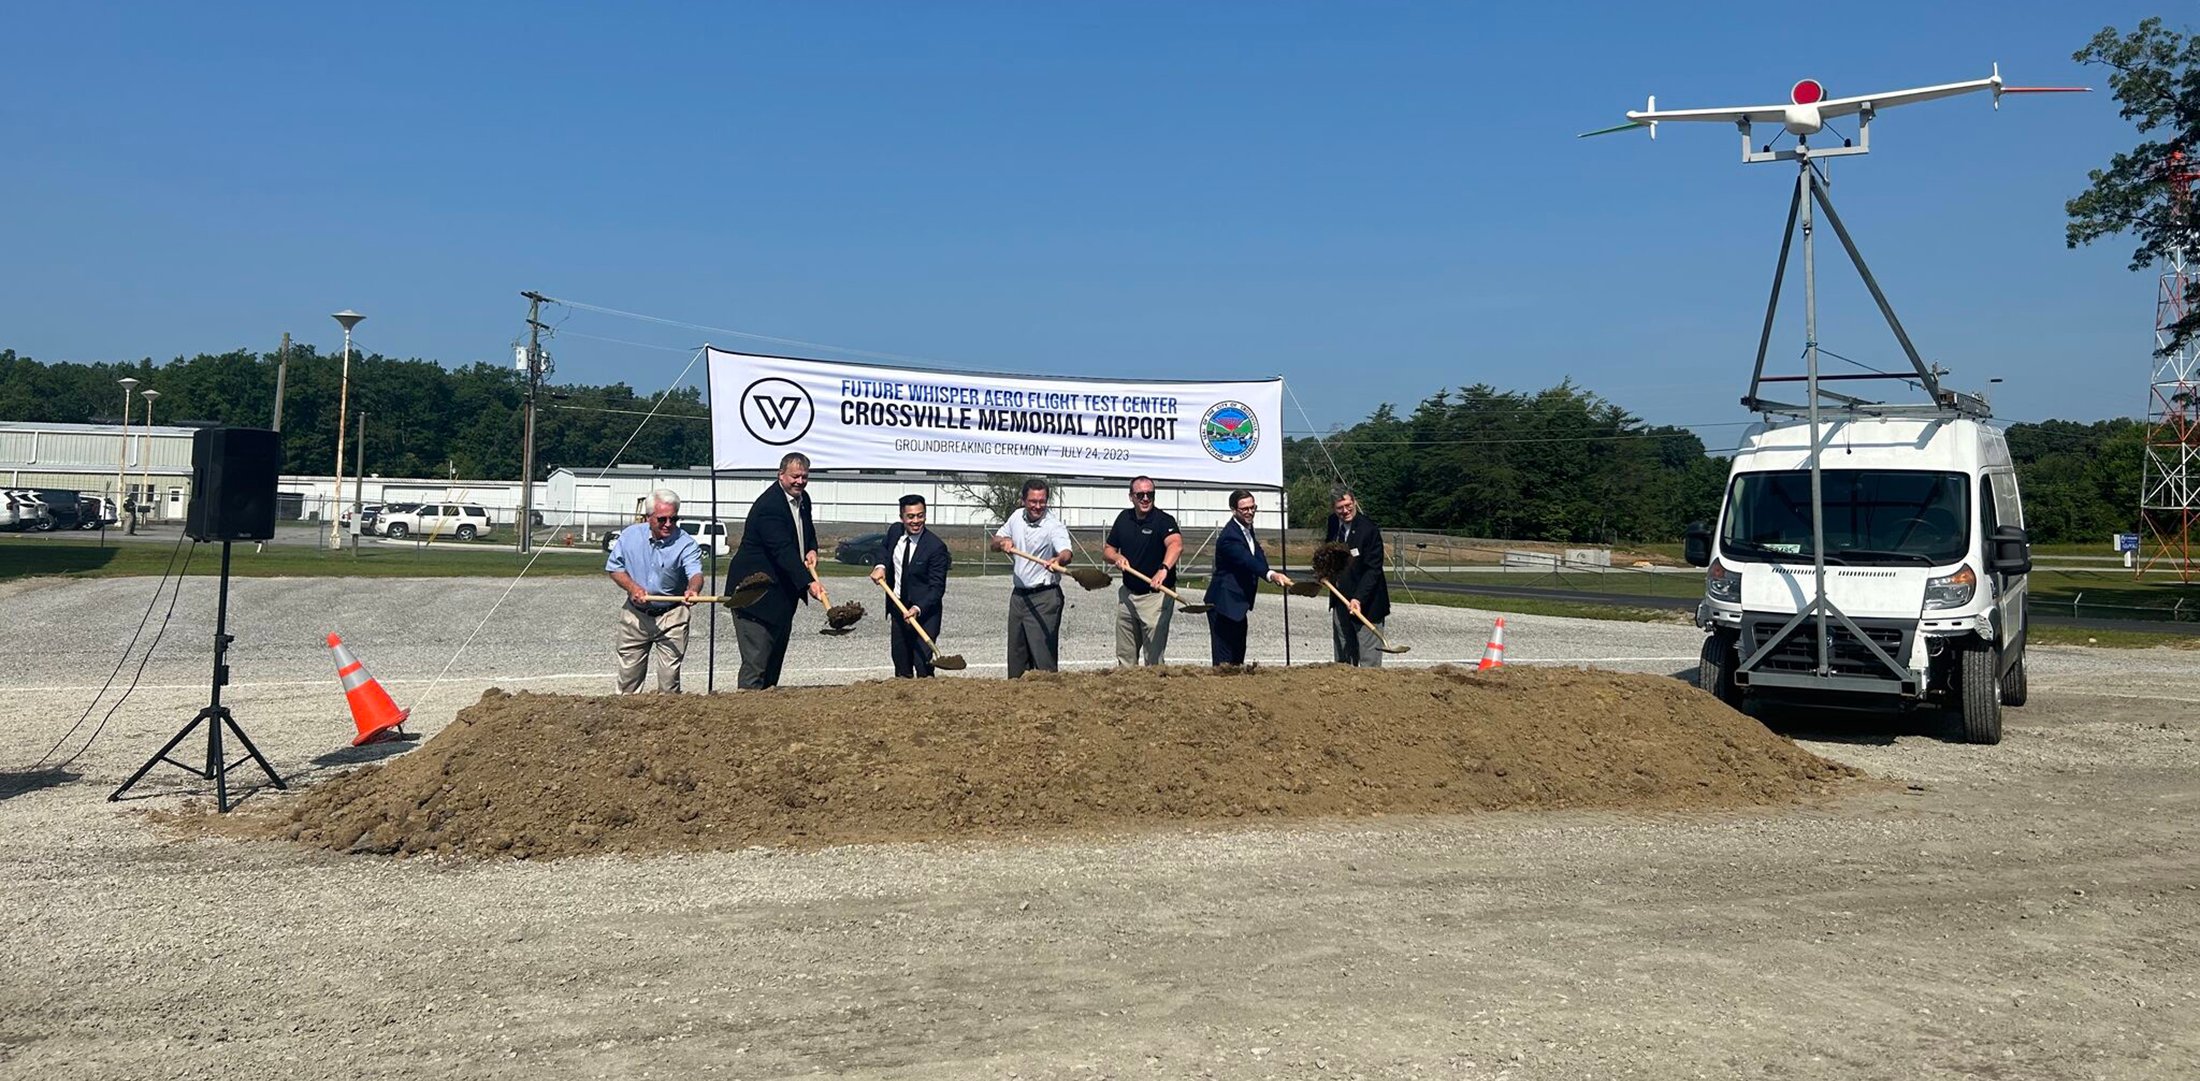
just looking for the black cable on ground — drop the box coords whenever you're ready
[27,535,197,771]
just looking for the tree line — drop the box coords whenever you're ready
[0,347,2152,545]
[0,346,711,483]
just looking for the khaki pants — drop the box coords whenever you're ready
[616,603,691,693]
[1114,586,1174,666]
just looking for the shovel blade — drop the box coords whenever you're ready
[1178,603,1213,614]
[1068,567,1113,591]
[930,654,967,671]
[724,586,769,608]
[1380,645,1411,654]
[1285,582,1325,598]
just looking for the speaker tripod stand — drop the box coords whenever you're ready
[110,541,284,812]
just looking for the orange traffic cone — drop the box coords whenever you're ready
[328,633,411,746]
[1478,617,1506,670]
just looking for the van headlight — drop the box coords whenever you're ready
[1924,565,1977,611]
[1706,561,1741,603]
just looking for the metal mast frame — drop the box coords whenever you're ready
[2140,151,2200,583]
[1728,128,1991,695]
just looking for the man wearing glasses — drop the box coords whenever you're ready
[1101,476,1181,666]
[605,488,704,693]
[1203,489,1293,665]
[726,453,824,689]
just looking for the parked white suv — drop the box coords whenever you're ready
[378,503,495,541]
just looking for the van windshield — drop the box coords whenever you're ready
[1721,470,1969,567]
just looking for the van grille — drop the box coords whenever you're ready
[1741,614,1911,677]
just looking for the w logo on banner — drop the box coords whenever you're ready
[739,377,815,446]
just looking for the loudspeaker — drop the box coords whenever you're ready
[185,427,280,542]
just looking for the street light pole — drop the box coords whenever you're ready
[139,389,160,525]
[329,310,364,548]
[116,376,138,533]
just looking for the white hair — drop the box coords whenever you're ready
[649,488,681,512]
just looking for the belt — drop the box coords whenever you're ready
[1012,583,1061,596]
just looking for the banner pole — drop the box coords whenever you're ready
[707,467,720,693]
[1279,486,1290,668]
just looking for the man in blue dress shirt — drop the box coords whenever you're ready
[605,488,704,693]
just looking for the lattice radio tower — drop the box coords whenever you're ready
[2140,149,2200,583]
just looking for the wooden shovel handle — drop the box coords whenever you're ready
[1003,545,1067,571]
[1322,578,1390,645]
[873,576,945,652]
[804,560,831,606]
[1117,562,1192,606]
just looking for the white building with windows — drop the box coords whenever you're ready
[0,421,196,521]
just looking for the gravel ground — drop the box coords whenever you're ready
[2,574,2196,1080]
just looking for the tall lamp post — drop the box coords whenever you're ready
[329,309,364,548]
[116,377,138,533]
[139,389,160,525]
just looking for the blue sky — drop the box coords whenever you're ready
[0,2,2171,448]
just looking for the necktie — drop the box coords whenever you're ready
[898,533,912,588]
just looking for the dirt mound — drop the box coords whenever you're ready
[213,665,1854,859]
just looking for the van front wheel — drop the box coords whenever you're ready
[1958,640,2004,745]
[1699,632,1745,710]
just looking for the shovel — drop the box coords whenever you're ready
[1116,563,1211,614]
[806,563,866,634]
[641,592,759,610]
[1004,545,1113,591]
[1319,579,1409,654]
[644,572,772,611]
[873,577,966,671]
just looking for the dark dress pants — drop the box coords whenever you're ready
[891,610,942,678]
[1208,611,1250,666]
[736,609,794,689]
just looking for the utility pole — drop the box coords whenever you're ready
[352,412,367,553]
[272,332,291,432]
[518,290,549,553]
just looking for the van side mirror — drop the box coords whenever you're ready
[1683,522,1712,568]
[1989,524,2031,576]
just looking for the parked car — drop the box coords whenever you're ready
[73,493,117,530]
[597,518,731,557]
[340,503,385,534]
[3,490,52,531]
[833,531,891,567]
[32,490,90,530]
[378,502,494,541]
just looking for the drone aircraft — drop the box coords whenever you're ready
[1580,65,2086,161]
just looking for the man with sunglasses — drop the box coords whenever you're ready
[726,452,824,689]
[605,488,704,693]
[1101,476,1181,666]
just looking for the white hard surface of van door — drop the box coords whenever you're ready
[1984,474,2026,649]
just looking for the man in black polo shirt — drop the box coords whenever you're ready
[1102,475,1182,666]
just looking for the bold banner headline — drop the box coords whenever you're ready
[706,348,1283,487]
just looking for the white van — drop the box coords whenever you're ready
[1685,415,2033,743]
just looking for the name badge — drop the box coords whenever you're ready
[1349,547,1361,557]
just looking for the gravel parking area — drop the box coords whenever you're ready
[2,574,2195,1079]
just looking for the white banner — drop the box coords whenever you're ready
[706,348,1283,488]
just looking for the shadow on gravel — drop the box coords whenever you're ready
[309,741,419,770]
[1751,704,1962,746]
[0,768,82,801]
[1666,666,1961,746]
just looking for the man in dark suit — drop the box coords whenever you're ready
[724,452,823,689]
[869,494,952,677]
[1324,486,1392,667]
[1204,489,1293,666]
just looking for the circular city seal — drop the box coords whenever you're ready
[739,377,815,446]
[1200,401,1259,463]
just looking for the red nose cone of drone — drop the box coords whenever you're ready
[1791,79,1825,105]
